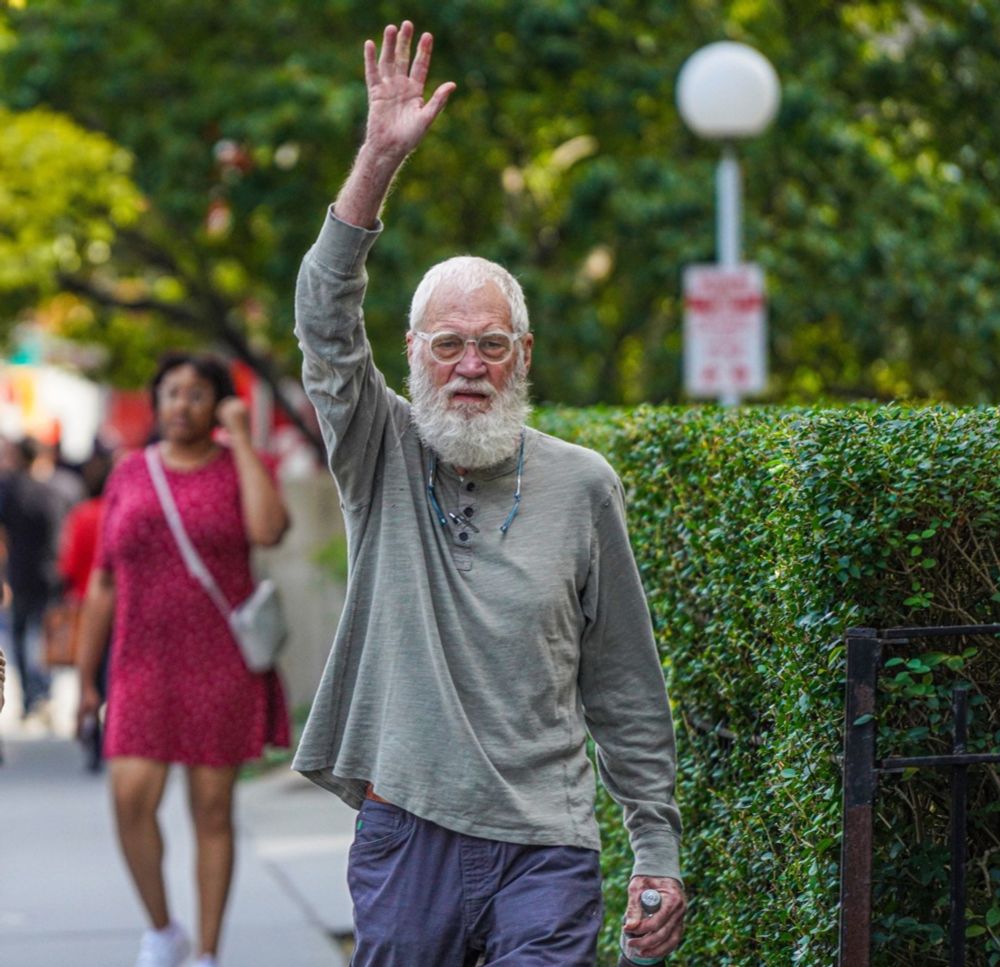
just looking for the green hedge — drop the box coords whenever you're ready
[535,404,1000,966]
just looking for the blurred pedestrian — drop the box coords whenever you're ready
[0,437,62,717]
[31,437,86,518]
[58,443,114,771]
[76,353,291,967]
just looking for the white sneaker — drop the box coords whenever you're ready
[191,957,218,967]
[134,923,191,967]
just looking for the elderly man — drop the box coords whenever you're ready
[293,22,685,965]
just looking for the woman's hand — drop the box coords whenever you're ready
[216,396,251,443]
[77,679,102,734]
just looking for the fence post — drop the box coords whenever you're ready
[949,685,970,967]
[839,629,880,967]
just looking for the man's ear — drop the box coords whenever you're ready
[521,332,534,372]
[405,330,415,365]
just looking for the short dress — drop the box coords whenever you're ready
[99,447,290,766]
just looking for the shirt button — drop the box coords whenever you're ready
[464,506,475,517]
[466,482,475,491]
[459,532,469,541]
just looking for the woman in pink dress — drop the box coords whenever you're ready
[77,353,290,967]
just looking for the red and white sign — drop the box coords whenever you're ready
[683,263,767,399]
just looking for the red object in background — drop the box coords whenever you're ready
[231,360,294,440]
[103,389,154,449]
[231,359,256,402]
[59,498,104,601]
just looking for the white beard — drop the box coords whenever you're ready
[407,358,531,469]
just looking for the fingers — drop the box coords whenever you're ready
[363,21,455,139]
[372,21,428,81]
[395,20,413,74]
[376,21,413,75]
[378,23,397,74]
[409,31,433,86]
[216,397,250,436]
[363,38,378,89]
[623,892,642,929]
[423,81,457,122]
[624,885,686,958]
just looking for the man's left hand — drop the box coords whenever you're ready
[621,875,686,959]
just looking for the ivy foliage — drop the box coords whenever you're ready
[536,404,1000,965]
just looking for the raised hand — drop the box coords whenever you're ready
[216,395,251,442]
[334,22,456,228]
[364,21,456,163]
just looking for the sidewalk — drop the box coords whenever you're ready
[0,669,356,967]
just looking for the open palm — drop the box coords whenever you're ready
[364,22,455,161]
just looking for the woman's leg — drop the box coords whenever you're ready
[109,756,172,927]
[187,764,240,957]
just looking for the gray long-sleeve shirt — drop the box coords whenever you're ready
[291,212,682,879]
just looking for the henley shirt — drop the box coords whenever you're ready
[292,212,682,880]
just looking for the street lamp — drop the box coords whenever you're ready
[676,41,780,405]
[677,41,781,267]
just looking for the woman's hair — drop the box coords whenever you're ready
[150,352,235,411]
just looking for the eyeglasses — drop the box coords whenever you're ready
[157,385,214,407]
[413,329,524,365]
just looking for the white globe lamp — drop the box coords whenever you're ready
[675,42,780,270]
[677,42,781,141]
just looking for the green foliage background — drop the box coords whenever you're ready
[535,404,1000,965]
[2,1,1000,403]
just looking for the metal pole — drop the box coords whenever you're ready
[716,143,742,267]
[949,686,969,967]
[839,629,880,967]
[716,143,742,406]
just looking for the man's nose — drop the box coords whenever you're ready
[454,341,487,376]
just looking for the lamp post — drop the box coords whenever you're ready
[677,42,780,405]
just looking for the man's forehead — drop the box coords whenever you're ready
[424,280,512,328]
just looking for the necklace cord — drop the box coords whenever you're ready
[426,429,526,536]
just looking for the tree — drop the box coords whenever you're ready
[2,0,1000,409]
[0,104,139,311]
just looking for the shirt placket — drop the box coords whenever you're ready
[450,477,477,571]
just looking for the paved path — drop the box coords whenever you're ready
[0,670,356,967]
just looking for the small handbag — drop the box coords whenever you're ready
[145,446,288,672]
[43,598,81,668]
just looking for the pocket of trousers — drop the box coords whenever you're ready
[351,800,413,856]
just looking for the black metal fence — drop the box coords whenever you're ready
[839,625,1000,967]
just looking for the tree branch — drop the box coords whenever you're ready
[56,272,324,457]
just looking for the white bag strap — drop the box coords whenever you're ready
[144,445,233,622]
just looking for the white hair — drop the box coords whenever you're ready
[408,256,530,336]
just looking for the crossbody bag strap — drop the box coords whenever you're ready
[144,445,233,622]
